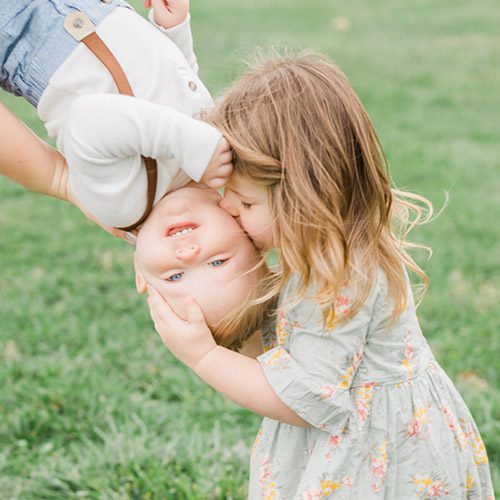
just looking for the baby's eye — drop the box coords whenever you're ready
[209,258,228,267]
[166,272,184,282]
[241,202,253,209]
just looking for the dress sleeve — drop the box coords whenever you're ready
[148,12,199,74]
[59,93,221,227]
[257,282,380,434]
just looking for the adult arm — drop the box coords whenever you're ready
[0,102,72,202]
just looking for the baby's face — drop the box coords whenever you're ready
[135,185,263,326]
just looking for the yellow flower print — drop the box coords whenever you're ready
[406,405,429,438]
[325,307,335,331]
[259,458,280,499]
[262,347,290,369]
[465,473,474,493]
[339,349,363,389]
[472,435,489,465]
[321,479,342,495]
[263,482,279,500]
[355,382,376,425]
[402,329,415,380]
[252,426,263,458]
[412,474,449,498]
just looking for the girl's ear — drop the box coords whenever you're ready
[134,253,148,294]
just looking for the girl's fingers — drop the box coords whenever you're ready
[185,297,206,327]
[144,0,152,9]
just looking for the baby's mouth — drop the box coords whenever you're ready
[166,223,198,238]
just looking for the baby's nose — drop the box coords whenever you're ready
[175,244,201,262]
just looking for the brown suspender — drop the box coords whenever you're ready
[64,13,158,232]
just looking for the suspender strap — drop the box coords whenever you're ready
[81,32,134,96]
[64,11,158,232]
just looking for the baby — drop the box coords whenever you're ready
[0,0,231,231]
[0,0,267,349]
[134,183,270,350]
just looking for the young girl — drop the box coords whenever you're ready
[147,53,494,498]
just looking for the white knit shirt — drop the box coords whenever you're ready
[37,7,220,228]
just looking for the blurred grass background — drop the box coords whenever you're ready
[0,0,499,497]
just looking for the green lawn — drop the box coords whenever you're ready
[1,0,499,497]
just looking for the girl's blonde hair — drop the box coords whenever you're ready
[211,52,433,319]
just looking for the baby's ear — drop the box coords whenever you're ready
[134,253,148,294]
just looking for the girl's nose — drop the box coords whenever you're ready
[219,195,239,217]
[175,244,201,263]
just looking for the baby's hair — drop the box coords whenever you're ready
[210,51,433,319]
[212,262,277,351]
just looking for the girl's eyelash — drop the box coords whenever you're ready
[242,202,252,209]
[166,272,184,282]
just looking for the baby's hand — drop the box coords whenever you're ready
[144,0,189,29]
[147,286,217,369]
[200,137,233,189]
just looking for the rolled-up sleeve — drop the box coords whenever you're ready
[257,284,379,434]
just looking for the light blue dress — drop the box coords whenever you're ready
[249,273,494,499]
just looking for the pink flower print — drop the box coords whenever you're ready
[302,488,321,500]
[371,483,380,493]
[325,451,332,462]
[406,405,428,438]
[335,295,350,316]
[371,458,386,477]
[428,484,442,497]
[276,311,289,345]
[356,399,367,422]
[329,435,339,447]
[413,476,449,498]
[342,476,353,488]
[407,418,422,437]
[355,383,375,426]
[259,458,271,487]
[319,385,335,399]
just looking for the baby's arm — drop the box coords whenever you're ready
[60,93,223,228]
[146,0,200,73]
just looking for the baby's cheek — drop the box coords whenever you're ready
[159,291,188,321]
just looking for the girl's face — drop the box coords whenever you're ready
[220,174,274,252]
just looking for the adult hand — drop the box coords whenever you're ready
[200,137,233,189]
[144,0,189,29]
[147,286,217,369]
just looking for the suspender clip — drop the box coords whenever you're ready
[64,12,96,41]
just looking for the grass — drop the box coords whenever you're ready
[1,0,499,497]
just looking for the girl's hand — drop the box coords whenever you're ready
[147,286,217,369]
[144,0,190,29]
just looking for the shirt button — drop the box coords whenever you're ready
[188,81,197,92]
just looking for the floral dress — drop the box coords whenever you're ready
[249,273,494,499]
